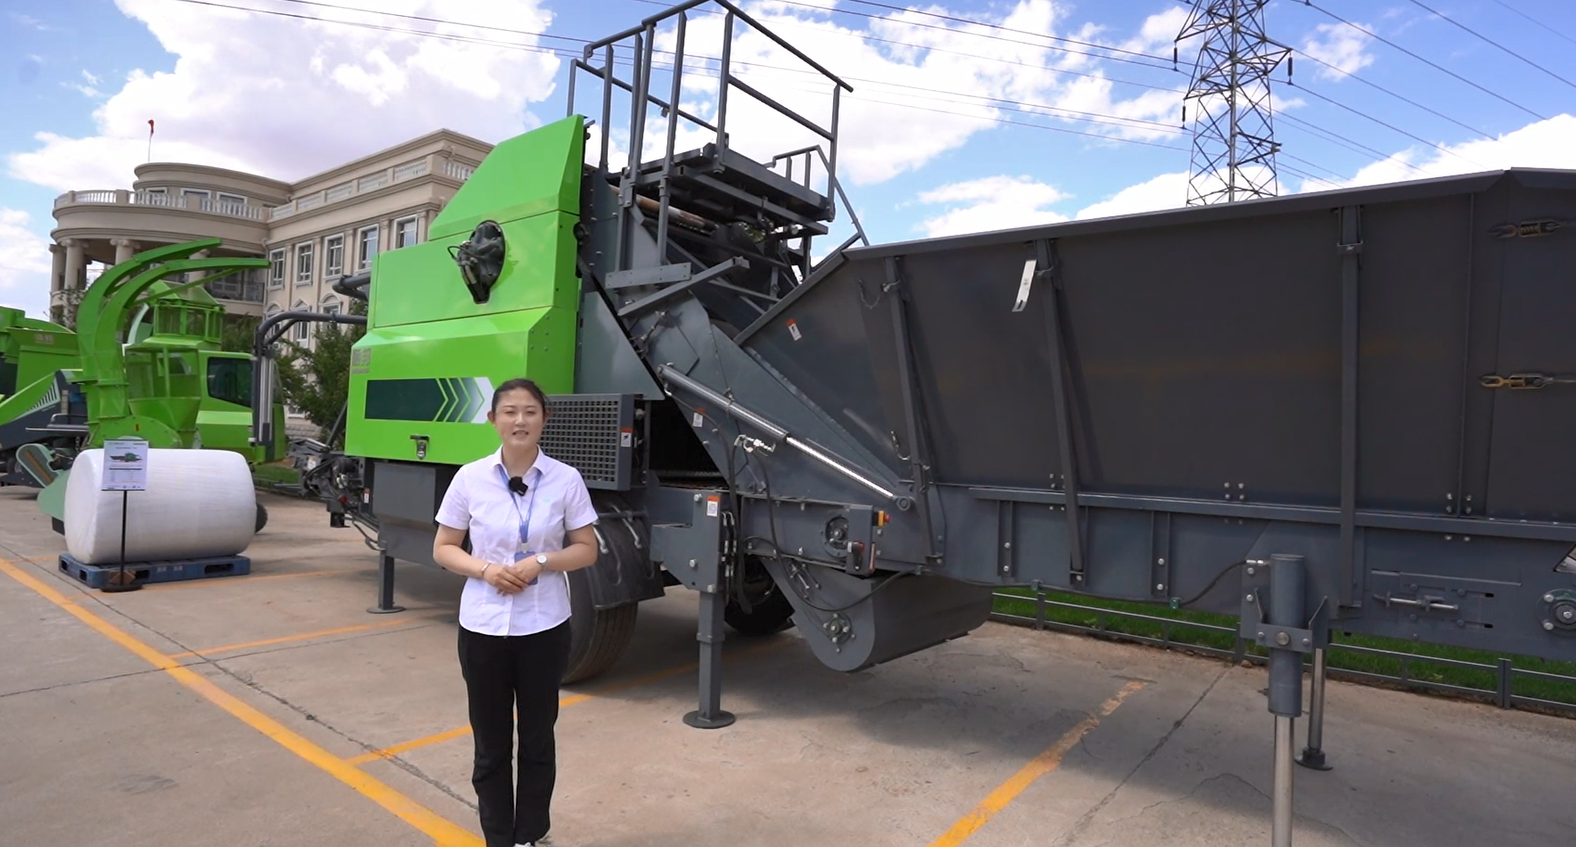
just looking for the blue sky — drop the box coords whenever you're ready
[3,0,1575,321]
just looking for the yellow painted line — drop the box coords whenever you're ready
[166,615,436,660]
[348,725,477,766]
[926,679,1148,847]
[348,636,790,766]
[0,557,480,847]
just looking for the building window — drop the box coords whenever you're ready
[394,216,419,248]
[293,300,310,340]
[268,249,285,288]
[357,225,379,270]
[181,188,210,211]
[140,187,168,206]
[324,234,345,278]
[216,192,247,214]
[295,242,313,285]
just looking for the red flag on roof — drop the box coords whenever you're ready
[148,119,154,135]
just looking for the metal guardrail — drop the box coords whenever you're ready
[989,589,1576,718]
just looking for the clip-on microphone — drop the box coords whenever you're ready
[507,476,529,496]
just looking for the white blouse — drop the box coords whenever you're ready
[435,447,599,636]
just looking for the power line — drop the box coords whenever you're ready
[1402,0,1576,92]
[836,0,1173,64]
[166,0,587,56]
[631,55,1194,152]
[162,0,1350,189]
[1489,0,1576,48]
[1302,1,1548,121]
[170,0,1192,151]
[735,0,1491,186]
[1287,49,1494,140]
[1276,113,1432,177]
[740,0,1177,72]
[1289,83,1488,170]
[268,0,592,47]
[627,0,1185,96]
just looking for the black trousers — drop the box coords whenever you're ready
[457,619,572,847]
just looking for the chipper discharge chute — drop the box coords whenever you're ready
[275,3,1576,844]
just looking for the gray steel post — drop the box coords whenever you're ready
[1297,647,1332,770]
[1274,712,1294,847]
[1267,553,1306,847]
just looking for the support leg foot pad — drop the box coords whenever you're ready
[367,604,406,614]
[1296,748,1332,771]
[683,709,736,729]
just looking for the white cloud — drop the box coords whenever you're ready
[913,175,1071,236]
[6,0,564,193]
[909,164,1290,234]
[64,69,105,98]
[1074,171,1190,219]
[0,209,54,320]
[1300,21,1377,80]
[9,12,53,31]
[1294,114,1576,192]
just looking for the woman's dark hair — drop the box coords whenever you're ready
[491,377,549,413]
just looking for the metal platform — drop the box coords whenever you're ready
[59,552,251,590]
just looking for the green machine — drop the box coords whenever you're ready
[256,5,1576,842]
[13,240,285,532]
[0,307,80,483]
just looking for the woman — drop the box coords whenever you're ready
[432,377,601,847]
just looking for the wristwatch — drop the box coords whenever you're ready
[534,553,548,566]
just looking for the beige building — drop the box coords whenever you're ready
[47,128,492,343]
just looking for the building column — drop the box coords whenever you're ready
[49,243,64,295]
[48,244,65,323]
[111,237,139,264]
[57,238,83,326]
[61,238,83,292]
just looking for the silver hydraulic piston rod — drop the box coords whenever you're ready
[655,363,904,505]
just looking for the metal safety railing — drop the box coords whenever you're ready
[567,0,850,178]
[989,589,1576,718]
[564,0,855,268]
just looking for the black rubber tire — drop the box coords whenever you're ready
[561,566,639,685]
[255,503,269,534]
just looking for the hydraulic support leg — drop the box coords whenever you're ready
[368,553,405,614]
[685,586,736,728]
[1237,552,1308,847]
[1267,554,1306,847]
[1297,647,1333,770]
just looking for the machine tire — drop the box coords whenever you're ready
[255,503,269,534]
[561,566,639,684]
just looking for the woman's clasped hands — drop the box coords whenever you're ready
[482,558,541,594]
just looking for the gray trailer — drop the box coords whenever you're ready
[260,3,1576,845]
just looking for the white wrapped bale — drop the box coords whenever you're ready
[64,448,257,565]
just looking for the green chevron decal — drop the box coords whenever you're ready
[365,376,495,423]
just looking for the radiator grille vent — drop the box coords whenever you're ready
[540,394,636,490]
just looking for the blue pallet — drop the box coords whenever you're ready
[58,552,251,589]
